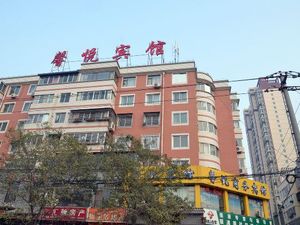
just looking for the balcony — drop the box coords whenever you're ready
[69,108,115,123]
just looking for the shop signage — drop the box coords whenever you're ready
[87,208,126,223]
[51,40,166,69]
[208,169,268,197]
[202,209,273,225]
[41,207,87,221]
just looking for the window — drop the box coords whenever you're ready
[172,91,188,103]
[172,159,190,166]
[233,120,240,128]
[198,121,217,134]
[172,73,187,84]
[70,110,110,122]
[17,120,26,130]
[34,94,54,103]
[28,84,36,95]
[0,121,8,132]
[9,85,21,96]
[77,90,113,101]
[145,93,160,105]
[201,187,224,211]
[197,101,215,114]
[142,135,160,150]
[200,143,219,157]
[172,186,195,206]
[236,138,243,147]
[2,103,15,113]
[120,95,134,107]
[232,101,239,111]
[60,93,71,103]
[0,82,7,93]
[27,114,49,124]
[172,111,188,125]
[118,114,133,127]
[172,134,189,149]
[122,77,136,87]
[249,198,264,218]
[39,73,78,85]
[197,83,212,93]
[55,113,66,123]
[147,74,161,86]
[71,132,106,145]
[80,71,115,82]
[228,193,245,215]
[143,112,160,126]
[22,102,32,112]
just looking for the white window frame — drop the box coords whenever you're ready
[172,73,187,85]
[0,121,9,132]
[27,84,37,95]
[141,135,160,150]
[172,90,188,104]
[172,111,189,126]
[118,114,133,127]
[146,74,161,86]
[2,102,15,113]
[9,85,21,96]
[119,94,135,107]
[122,76,136,88]
[55,112,66,123]
[172,133,189,150]
[145,92,161,106]
[22,101,32,112]
[171,158,190,165]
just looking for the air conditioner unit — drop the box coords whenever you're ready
[154,83,161,89]
[11,93,17,98]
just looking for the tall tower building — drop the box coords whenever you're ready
[244,78,298,225]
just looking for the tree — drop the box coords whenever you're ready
[99,136,192,225]
[0,130,97,225]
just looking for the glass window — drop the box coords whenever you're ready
[27,114,49,124]
[39,74,78,85]
[0,121,8,132]
[80,71,115,82]
[77,90,113,101]
[2,103,15,113]
[28,84,37,95]
[236,138,243,147]
[17,120,26,130]
[232,101,239,111]
[122,77,136,87]
[249,198,264,218]
[172,134,189,149]
[200,187,224,211]
[197,83,211,93]
[234,120,240,128]
[172,73,187,84]
[144,112,160,126]
[172,112,188,125]
[9,85,21,95]
[172,159,190,166]
[60,93,71,103]
[198,101,207,110]
[147,74,161,86]
[172,186,195,206]
[22,102,32,112]
[146,93,160,105]
[118,114,132,127]
[142,135,160,150]
[228,193,244,215]
[34,94,54,103]
[55,113,66,123]
[172,91,188,103]
[120,95,134,106]
[0,82,7,93]
[199,143,219,157]
[71,132,106,145]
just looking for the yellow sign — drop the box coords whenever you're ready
[182,166,270,200]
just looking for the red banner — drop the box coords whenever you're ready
[87,208,126,223]
[41,207,87,221]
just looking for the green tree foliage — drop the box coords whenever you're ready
[0,130,97,225]
[100,136,192,225]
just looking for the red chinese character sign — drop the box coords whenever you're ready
[51,51,69,72]
[113,44,131,66]
[146,40,166,64]
[81,48,99,63]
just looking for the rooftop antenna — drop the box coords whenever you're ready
[173,42,179,63]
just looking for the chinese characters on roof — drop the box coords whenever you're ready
[50,41,167,71]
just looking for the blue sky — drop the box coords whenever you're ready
[1,0,300,171]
